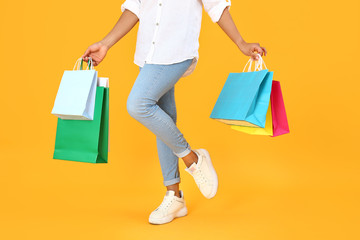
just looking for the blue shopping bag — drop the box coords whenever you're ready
[210,55,273,128]
[51,57,98,120]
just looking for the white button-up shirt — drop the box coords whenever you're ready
[121,0,231,77]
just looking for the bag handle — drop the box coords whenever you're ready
[73,57,94,70]
[242,53,268,72]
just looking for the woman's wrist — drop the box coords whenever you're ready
[236,38,247,53]
[99,38,113,50]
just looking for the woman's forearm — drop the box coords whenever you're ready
[217,7,247,51]
[100,9,139,49]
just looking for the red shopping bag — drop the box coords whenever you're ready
[270,81,290,137]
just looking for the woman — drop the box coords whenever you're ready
[82,0,267,225]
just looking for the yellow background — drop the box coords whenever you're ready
[1,0,359,239]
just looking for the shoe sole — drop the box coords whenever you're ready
[197,148,218,199]
[149,206,188,225]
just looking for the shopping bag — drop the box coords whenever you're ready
[53,85,109,163]
[97,77,110,152]
[230,100,273,135]
[270,80,290,137]
[210,54,273,128]
[51,58,97,120]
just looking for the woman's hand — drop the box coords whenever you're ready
[239,42,267,61]
[81,41,109,67]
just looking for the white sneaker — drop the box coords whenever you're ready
[148,190,188,224]
[185,149,218,199]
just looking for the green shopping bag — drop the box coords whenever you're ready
[53,86,109,163]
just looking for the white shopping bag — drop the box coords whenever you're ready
[97,77,110,152]
[51,57,97,120]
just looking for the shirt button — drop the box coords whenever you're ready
[159,3,162,6]
[152,41,155,44]
[156,22,159,26]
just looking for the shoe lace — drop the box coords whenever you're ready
[155,196,174,212]
[192,168,208,186]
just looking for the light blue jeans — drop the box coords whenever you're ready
[126,58,194,186]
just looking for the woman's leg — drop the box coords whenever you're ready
[128,59,194,188]
[156,87,181,196]
[156,87,199,197]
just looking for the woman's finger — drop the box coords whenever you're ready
[83,48,91,58]
[261,47,267,56]
[91,57,98,66]
[251,52,259,61]
[254,46,264,56]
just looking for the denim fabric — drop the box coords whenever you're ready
[126,58,194,186]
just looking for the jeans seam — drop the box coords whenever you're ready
[152,109,189,155]
[172,87,177,123]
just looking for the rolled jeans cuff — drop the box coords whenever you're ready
[173,146,192,158]
[164,177,180,186]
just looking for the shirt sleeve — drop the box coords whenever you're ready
[202,0,231,23]
[121,0,141,19]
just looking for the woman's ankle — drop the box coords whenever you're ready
[166,184,180,197]
[182,150,199,167]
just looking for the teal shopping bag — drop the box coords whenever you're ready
[210,55,273,128]
[53,86,109,163]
